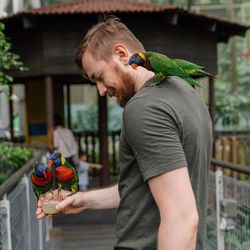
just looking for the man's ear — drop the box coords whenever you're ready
[113,44,129,65]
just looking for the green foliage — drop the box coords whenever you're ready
[215,37,250,129]
[72,104,122,132]
[42,0,75,6]
[0,142,34,184]
[72,104,98,131]
[0,22,26,94]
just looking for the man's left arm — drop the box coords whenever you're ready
[148,167,199,250]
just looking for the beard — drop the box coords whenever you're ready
[112,63,136,108]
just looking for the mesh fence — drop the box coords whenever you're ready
[207,171,250,250]
[223,175,250,250]
[0,162,49,250]
[8,180,29,250]
[206,171,217,250]
[0,202,10,250]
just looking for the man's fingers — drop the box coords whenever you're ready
[36,207,43,215]
[55,196,74,211]
[36,211,46,219]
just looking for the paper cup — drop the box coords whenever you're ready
[42,200,59,215]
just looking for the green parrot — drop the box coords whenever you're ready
[31,163,53,199]
[49,151,79,195]
[128,51,215,87]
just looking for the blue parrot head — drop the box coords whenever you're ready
[129,53,146,70]
[49,151,62,167]
[35,163,47,177]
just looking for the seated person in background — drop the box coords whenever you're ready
[77,151,102,191]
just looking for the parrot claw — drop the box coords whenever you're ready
[57,184,62,195]
[67,192,77,197]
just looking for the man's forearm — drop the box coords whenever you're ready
[157,216,198,250]
[83,184,120,210]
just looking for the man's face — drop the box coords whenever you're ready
[82,50,136,107]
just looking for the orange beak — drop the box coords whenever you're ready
[131,63,138,70]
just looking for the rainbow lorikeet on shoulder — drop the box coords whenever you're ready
[128,51,216,87]
[49,151,79,195]
[31,163,53,199]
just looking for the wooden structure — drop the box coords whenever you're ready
[1,0,249,185]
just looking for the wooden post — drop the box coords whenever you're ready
[98,94,110,186]
[45,76,54,141]
[66,83,71,129]
[231,136,238,179]
[221,137,228,175]
[209,77,216,171]
[8,84,14,141]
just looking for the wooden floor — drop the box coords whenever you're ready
[46,209,117,250]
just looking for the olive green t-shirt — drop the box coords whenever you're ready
[115,77,212,250]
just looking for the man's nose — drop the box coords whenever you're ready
[96,82,107,96]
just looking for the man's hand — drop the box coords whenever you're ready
[36,189,86,219]
[36,184,120,220]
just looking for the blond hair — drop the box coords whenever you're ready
[75,16,145,73]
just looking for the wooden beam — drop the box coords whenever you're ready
[209,77,216,169]
[9,84,14,141]
[66,83,71,129]
[98,94,110,186]
[45,76,54,140]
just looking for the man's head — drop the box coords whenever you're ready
[75,16,146,107]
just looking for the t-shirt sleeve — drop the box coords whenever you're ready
[123,95,187,182]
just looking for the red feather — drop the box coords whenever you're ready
[32,169,52,186]
[56,166,74,182]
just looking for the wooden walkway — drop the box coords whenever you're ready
[46,209,117,250]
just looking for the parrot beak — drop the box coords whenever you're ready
[48,160,53,166]
[131,63,138,70]
[43,171,47,179]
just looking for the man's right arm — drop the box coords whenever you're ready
[36,184,120,219]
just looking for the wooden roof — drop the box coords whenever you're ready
[1,0,249,41]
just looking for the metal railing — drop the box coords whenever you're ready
[207,161,250,250]
[0,149,51,250]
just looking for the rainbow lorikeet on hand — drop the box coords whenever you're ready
[31,163,53,199]
[129,51,215,87]
[49,151,79,195]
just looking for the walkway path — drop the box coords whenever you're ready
[46,209,116,250]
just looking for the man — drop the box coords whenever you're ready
[36,17,212,250]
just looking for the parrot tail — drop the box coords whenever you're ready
[183,76,205,89]
[197,69,217,79]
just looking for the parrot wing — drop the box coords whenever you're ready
[174,59,216,79]
[148,52,190,78]
[173,59,204,70]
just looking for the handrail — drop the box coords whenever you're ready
[0,149,46,199]
[211,158,250,175]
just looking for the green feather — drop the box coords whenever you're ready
[145,52,206,88]
[173,59,216,79]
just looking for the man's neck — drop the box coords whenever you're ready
[134,67,155,92]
